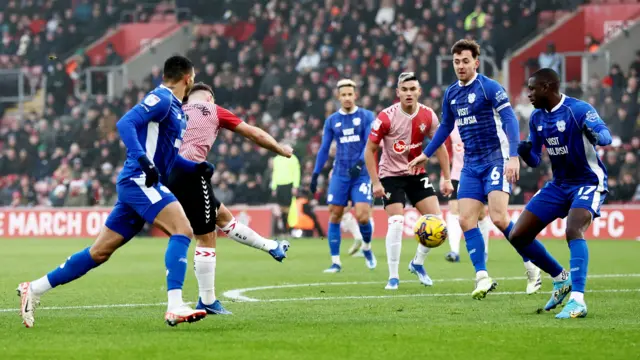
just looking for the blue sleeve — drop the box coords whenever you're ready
[424,88,455,157]
[522,116,542,167]
[579,104,612,146]
[313,116,335,174]
[116,93,171,160]
[173,155,198,173]
[358,111,375,162]
[486,79,519,157]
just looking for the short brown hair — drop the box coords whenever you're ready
[183,82,214,103]
[451,39,481,59]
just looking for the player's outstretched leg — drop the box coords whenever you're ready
[556,208,592,319]
[509,209,571,310]
[17,225,129,328]
[354,202,376,270]
[445,200,462,263]
[342,212,364,256]
[153,202,206,327]
[217,205,289,262]
[487,191,543,295]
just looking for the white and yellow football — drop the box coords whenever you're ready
[413,214,447,248]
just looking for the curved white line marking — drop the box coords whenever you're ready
[222,273,640,302]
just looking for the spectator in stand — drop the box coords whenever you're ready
[538,42,562,75]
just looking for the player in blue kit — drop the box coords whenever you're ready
[310,79,377,272]
[17,56,215,328]
[509,68,612,319]
[409,39,542,299]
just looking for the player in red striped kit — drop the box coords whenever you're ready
[364,72,454,290]
[166,82,291,315]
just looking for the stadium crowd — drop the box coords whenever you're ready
[1,0,639,208]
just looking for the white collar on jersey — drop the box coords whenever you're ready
[159,84,182,104]
[338,106,359,115]
[546,93,566,113]
[458,72,478,87]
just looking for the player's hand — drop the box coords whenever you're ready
[137,155,160,187]
[372,181,386,199]
[310,173,319,193]
[408,153,428,174]
[195,161,215,180]
[440,179,454,197]
[517,140,532,158]
[504,157,520,184]
[292,187,298,197]
[280,144,294,158]
[349,160,364,178]
[582,124,599,146]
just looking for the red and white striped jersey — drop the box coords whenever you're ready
[369,103,439,178]
[179,101,242,162]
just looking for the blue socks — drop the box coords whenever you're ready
[518,239,564,277]
[165,234,191,291]
[502,221,531,263]
[464,228,486,272]
[47,247,99,288]
[569,239,589,293]
[328,222,341,257]
[359,222,372,245]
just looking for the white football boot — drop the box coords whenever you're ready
[526,267,543,295]
[17,282,40,328]
[165,305,207,327]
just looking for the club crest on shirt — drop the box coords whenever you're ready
[557,120,566,132]
[352,117,361,126]
[468,93,476,103]
[419,123,426,133]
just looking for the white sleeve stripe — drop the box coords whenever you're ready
[495,102,511,112]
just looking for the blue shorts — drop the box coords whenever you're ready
[327,174,372,207]
[525,182,607,224]
[457,159,511,204]
[105,176,177,240]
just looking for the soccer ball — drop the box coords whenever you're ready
[413,214,447,248]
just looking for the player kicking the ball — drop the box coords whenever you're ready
[310,79,377,272]
[18,56,211,327]
[365,72,453,290]
[409,40,541,299]
[168,82,291,315]
[509,68,611,318]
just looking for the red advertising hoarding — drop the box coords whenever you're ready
[0,205,637,240]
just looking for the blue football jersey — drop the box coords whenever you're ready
[118,85,187,182]
[314,106,375,178]
[442,73,514,166]
[528,94,608,191]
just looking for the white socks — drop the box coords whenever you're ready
[30,276,52,296]
[413,243,430,265]
[523,260,537,273]
[386,215,404,279]
[447,213,462,254]
[553,269,570,282]
[220,218,278,252]
[569,291,585,304]
[478,216,492,255]
[167,289,183,310]
[342,213,362,240]
[194,247,216,305]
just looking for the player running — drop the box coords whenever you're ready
[510,68,611,319]
[167,82,291,315]
[18,56,212,327]
[365,72,453,290]
[310,79,376,272]
[408,40,541,299]
[444,123,494,264]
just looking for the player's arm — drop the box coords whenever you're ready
[309,118,334,192]
[423,88,455,158]
[487,81,519,158]
[580,106,612,146]
[366,113,390,198]
[234,123,291,157]
[518,118,543,168]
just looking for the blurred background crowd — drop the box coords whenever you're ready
[1,0,639,208]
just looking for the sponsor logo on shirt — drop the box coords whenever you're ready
[392,140,422,154]
[495,90,508,103]
[585,111,599,122]
[144,94,160,107]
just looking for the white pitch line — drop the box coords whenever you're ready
[222,273,640,302]
[1,289,639,314]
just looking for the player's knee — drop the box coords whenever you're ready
[329,212,343,223]
[174,222,194,239]
[565,226,584,242]
[89,245,115,264]
[355,212,369,225]
[458,213,477,231]
[488,211,509,231]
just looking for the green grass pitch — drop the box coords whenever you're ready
[1,238,639,359]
